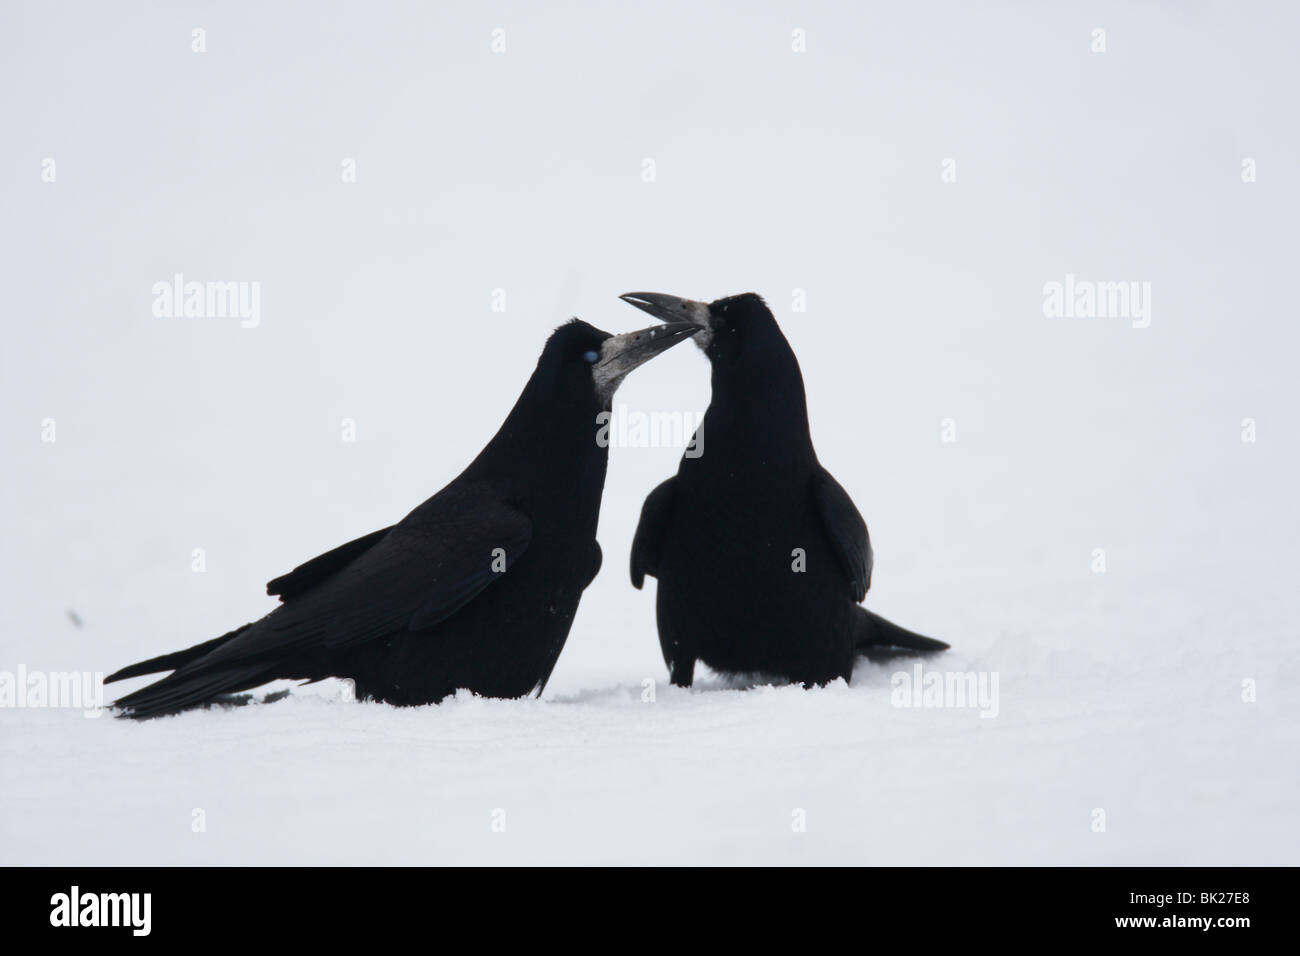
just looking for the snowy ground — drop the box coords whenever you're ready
[2,2,1298,865]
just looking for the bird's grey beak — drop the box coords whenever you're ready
[592,320,698,404]
[619,292,712,329]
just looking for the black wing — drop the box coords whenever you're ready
[267,526,394,601]
[114,487,532,717]
[204,493,532,661]
[812,467,872,603]
[630,477,677,589]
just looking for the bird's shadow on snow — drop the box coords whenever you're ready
[107,652,959,719]
[549,652,943,707]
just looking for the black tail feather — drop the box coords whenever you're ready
[112,663,276,720]
[106,622,280,719]
[104,623,253,684]
[855,607,949,658]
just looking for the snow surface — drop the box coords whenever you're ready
[2,2,1298,865]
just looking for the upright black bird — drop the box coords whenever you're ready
[108,317,698,718]
[621,292,948,688]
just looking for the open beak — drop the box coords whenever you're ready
[592,320,699,400]
[619,292,712,330]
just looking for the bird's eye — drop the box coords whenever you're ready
[583,350,599,363]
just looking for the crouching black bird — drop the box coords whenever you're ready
[621,291,948,688]
[107,317,698,718]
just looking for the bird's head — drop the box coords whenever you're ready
[618,291,783,370]
[540,317,699,410]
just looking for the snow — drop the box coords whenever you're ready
[2,2,1297,865]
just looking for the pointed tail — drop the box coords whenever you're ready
[106,623,276,720]
[104,623,253,684]
[855,607,949,656]
[111,663,276,719]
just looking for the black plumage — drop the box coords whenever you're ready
[622,292,948,687]
[108,318,697,717]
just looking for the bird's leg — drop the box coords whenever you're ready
[669,657,695,687]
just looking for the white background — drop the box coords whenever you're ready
[2,1,1296,864]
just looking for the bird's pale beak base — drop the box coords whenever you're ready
[592,320,698,404]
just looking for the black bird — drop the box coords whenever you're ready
[107,317,698,718]
[621,291,948,688]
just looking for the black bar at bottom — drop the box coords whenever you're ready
[6,866,1282,940]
